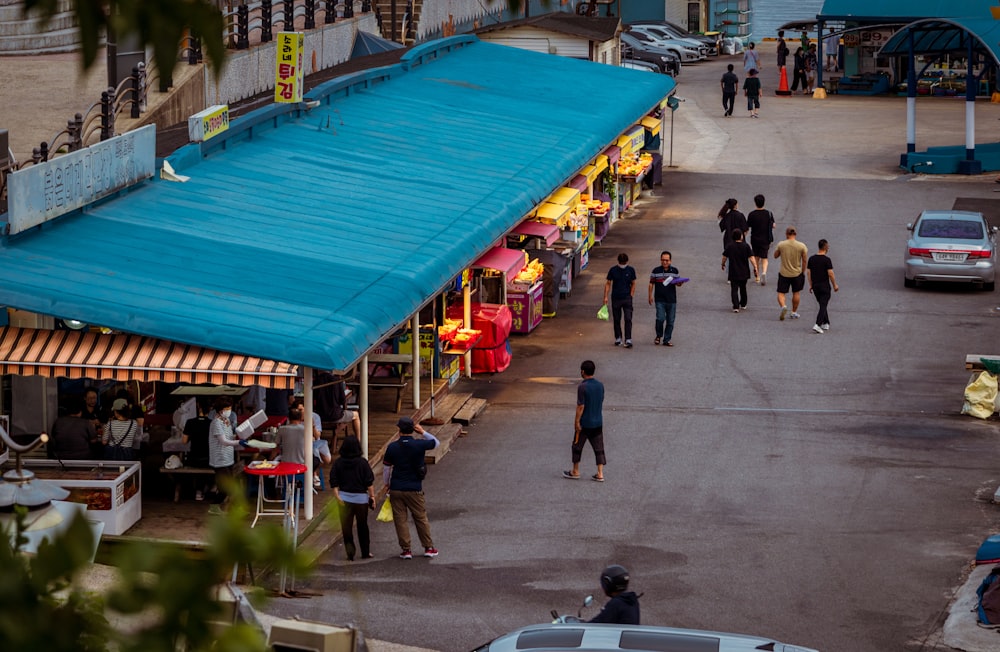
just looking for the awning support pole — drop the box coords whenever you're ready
[303,366,314,521]
[463,283,472,378]
[361,354,369,458]
[411,313,420,413]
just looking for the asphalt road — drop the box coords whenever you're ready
[264,46,1000,652]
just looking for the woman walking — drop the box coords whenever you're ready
[790,47,807,93]
[331,436,376,561]
[743,41,760,74]
[721,229,757,312]
[717,198,747,249]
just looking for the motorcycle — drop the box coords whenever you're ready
[550,595,594,623]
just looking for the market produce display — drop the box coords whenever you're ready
[617,152,653,177]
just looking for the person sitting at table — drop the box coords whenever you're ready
[49,395,97,460]
[182,398,212,501]
[272,406,310,495]
[292,396,335,488]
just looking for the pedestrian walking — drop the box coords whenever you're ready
[776,31,789,70]
[743,41,760,74]
[743,68,761,118]
[823,28,839,71]
[800,30,810,54]
[805,44,818,93]
[773,226,809,321]
[721,64,739,117]
[604,252,637,348]
[331,435,376,561]
[648,251,685,346]
[383,417,440,559]
[807,239,839,334]
[790,47,807,93]
[746,194,775,285]
[721,229,756,312]
[563,360,606,482]
[718,198,747,249]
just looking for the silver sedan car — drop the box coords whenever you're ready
[472,622,820,652]
[904,210,996,290]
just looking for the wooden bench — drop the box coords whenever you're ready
[966,355,1000,371]
[160,466,215,502]
[347,353,413,413]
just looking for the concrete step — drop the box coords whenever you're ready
[423,421,462,465]
[0,13,77,37]
[452,397,487,426]
[0,24,81,53]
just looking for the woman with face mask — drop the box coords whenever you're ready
[208,396,244,508]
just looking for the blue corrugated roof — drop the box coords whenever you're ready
[0,35,674,372]
[880,17,1000,66]
[819,0,995,20]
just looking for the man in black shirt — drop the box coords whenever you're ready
[807,239,839,334]
[720,63,739,117]
[746,193,775,285]
[589,565,640,625]
[603,252,637,348]
[648,251,685,346]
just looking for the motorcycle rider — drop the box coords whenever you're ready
[589,564,641,624]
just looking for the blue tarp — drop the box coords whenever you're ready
[818,0,996,20]
[0,36,674,373]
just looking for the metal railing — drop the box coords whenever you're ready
[1,0,376,205]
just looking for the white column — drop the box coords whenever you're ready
[360,354,369,458]
[463,283,472,378]
[411,313,420,412]
[303,367,314,520]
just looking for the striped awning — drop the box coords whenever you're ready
[0,327,297,388]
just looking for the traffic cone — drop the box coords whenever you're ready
[775,66,792,96]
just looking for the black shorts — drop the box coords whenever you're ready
[750,240,770,259]
[776,274,805,293]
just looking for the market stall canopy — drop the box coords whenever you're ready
[0,327,297,388]
[879,17,1000,66]
[777,20,818,33]
[818,0,990,21]
[510,220,560,246]
[471,247,526,283]
[351,30,405,59]
[0,36,674,373]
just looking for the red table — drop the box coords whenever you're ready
[244,461,306,593]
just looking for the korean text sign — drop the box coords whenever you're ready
[275,32,305,103]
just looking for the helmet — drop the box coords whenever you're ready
[600,564,630,596]
[164,454,183,470]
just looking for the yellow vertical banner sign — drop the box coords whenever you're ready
[275,32,305,103]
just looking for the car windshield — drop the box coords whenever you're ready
[917,219,984,239]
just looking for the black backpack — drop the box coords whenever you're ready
[976,565,1000,627]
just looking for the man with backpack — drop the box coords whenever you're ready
[383,416,439,560]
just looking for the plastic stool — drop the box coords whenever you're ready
[980,79,990,96]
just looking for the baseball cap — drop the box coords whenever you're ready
[112,398,129,411]
[396,416,415,431]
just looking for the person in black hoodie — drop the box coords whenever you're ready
[330,436,375,561]
[589,564,641,625]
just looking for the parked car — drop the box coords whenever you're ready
[620,33,680,76]
[904,210,997,290]
[631,20,720,56]
[627,25,707,61]
[472,622,820,652]
[620,59,660,73]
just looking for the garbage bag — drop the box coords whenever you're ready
[597,304,609,321]
[376,497,393,523]
[962,371,998,419]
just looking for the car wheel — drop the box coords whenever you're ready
[985,281,995,291]
[904,277,916,288]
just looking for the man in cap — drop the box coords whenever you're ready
[383,416,440,559]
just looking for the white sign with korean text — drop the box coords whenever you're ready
[7,125,156,234]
